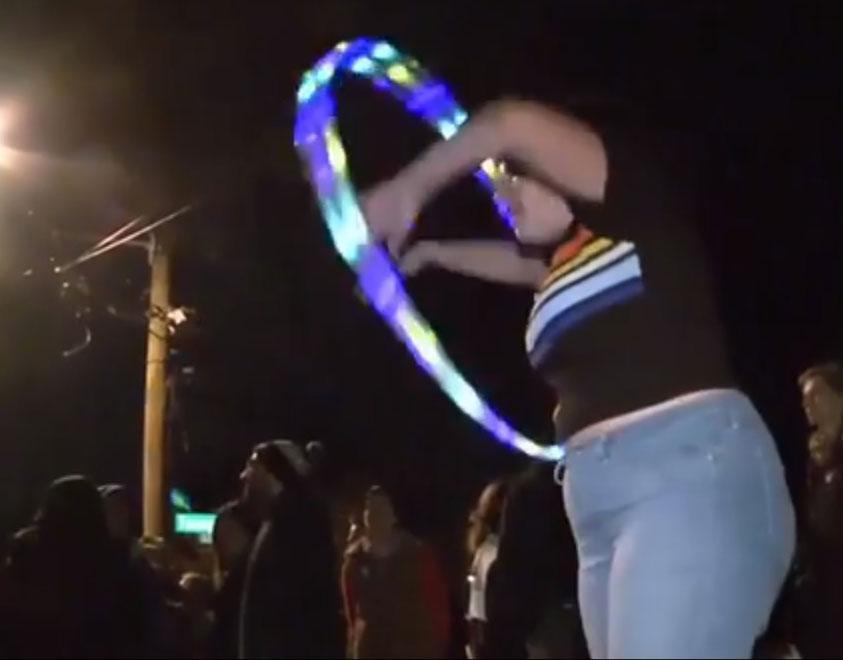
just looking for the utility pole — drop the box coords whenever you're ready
[142,234,170,538]
[51,206,193,539]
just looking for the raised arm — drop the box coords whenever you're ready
[406,99,608,204]
[340,558,358,644]
[362,100,607,251]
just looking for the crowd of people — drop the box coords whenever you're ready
[0,360,841,658]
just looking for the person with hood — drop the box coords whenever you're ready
[237,440,345,659]
[1,475,144,658]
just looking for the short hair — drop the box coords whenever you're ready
[799,362,843,394]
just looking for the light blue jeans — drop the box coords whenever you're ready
[562,389,795,659]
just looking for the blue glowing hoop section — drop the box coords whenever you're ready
[294,38,562,462]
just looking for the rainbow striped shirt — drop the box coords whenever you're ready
[525,224,646,369]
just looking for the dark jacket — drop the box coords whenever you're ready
[481,464,586,659]
[794,435,843,658]
[239,488,345,659]
[805,438,843,552]
[0,476,146,658]
[212,553,248,659]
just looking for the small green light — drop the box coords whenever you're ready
[170,488,192,511]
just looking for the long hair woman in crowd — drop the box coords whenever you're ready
[465,480,508,658]
[342,485,451,659]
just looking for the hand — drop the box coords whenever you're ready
[399,241,440,276]
[360,177,421,256]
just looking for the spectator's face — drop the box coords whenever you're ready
[240,453,281,503]
[364,493,396,537]
[802,376,843,430]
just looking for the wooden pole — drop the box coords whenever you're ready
[142,235,170,539]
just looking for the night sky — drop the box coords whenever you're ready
[0,0,841,548]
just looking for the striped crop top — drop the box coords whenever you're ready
[526,224,645,370]
[523,125,735,439]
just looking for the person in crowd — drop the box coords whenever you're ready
[794,362,843,658]
[342,485,450,659]
[801,362,843,474]
[465,480,508,658]
[481,462,586,659]
[213,500,255,585]
[210,500,255,659]
[238,440,345,659]
[99,483,171,656]
[1,475,146,658]
[363,98,794,658]
[100,484,136,547]
[175,571,216,659]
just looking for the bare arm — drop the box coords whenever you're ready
[340,559,358,640]
[402,240,547,289]
[404,99,608,206]
[363,100,608,251]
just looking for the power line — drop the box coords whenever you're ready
[53,204,193,274]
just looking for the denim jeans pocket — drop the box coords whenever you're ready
[564,393,788,525]
[624,405,732,494]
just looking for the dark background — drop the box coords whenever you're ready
[0,0,841,549]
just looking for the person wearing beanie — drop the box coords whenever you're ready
[237,441,345,659]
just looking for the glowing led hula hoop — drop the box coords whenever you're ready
[294,38,563,462]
